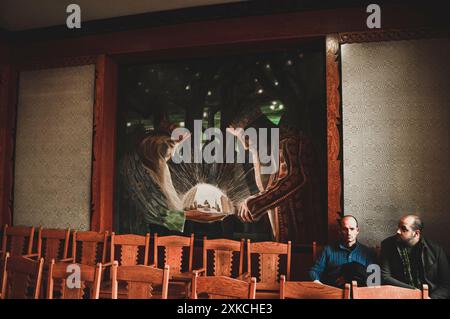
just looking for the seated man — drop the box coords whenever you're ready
[380,215,450,299]
[309,215,375,287]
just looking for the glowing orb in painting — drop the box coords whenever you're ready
[182,183,234,222]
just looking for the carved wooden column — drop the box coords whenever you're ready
[90,55,118,232]
[326,34,342,242]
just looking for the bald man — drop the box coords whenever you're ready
[309,215,375,287]
[380,215,450,299]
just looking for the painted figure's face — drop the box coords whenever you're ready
[339,217,359,247]
[396,216,419,247]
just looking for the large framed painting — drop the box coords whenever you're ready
[114,40,328,244]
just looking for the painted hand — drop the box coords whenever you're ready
[238,200,254,223]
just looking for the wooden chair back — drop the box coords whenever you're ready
[36,228,71,263]
[280,275,350,299]
[47,259,102,299]
[351,281,429,299]
[110,232,151,266]
[72,231,108,266]
[111,262,170,299]
[1,225,35,256]
[191,271,257,299]
[154,233,194,275]
[246,240,291,291]
[202,237,244,277]
[1,254,44,299]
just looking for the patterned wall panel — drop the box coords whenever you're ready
[13,65,95,230]
[341,39,450,252]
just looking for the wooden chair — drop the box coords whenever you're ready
[280,275,351,299]
[1,224,35,257]
[0,225,36,293]
[191,271,257,299]
[153,233,194,298]
[0,253,44,299]
[99,232,151,298]
[47,259,102,299]
[71,230,108,266]
[196,237,245,279]
[34,227,72,264]
[246,239,291,298]
[351,281,429,299]
[111,262,170,299]
[27,227,73,298]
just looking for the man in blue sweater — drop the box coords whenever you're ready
[309,215,375,287]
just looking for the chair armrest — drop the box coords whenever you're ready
[102,262,115,269]
[236,272,251,281]
[193,268,206,275]
[23,253,39,260]
[58,258,75,263]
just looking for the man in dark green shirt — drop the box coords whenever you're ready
[380,215,450,299]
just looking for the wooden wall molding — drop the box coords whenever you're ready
[326,34,342,242]
[90,55,117,232]
[12,4,448,61]
[339,27,449,44]
[0,55,117,231]
[0,65,17,227]
[17,55,97,71]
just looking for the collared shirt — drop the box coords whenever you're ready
[309,241,375,284]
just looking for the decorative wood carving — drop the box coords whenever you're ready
[80,242,98,266]
[326,34,342,243]
[164,246,183,275]
[203,238,244,278]
[119,246,139,266]
[339,28,449,44]
[247,240,291,294]
[258,254,279,290]
[213,250,233,277]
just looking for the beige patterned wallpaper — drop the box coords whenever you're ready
[342,38,450,253]
[13,65,95,231]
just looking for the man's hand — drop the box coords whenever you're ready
[335,276,346,287]
[238,200,254,222]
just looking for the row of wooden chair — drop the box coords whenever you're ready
[1,225,293,298]
[0,253,255,299]
[0,253,428,299]
[280,277,429,299]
